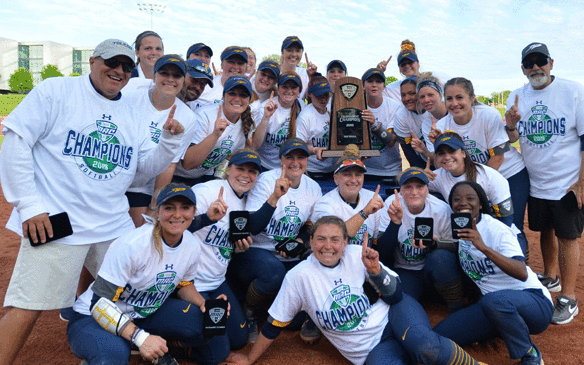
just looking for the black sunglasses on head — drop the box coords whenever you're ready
[102,57,135,73]
[522,56,549,70]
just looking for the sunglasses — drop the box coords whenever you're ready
[522,56,549,69]
[187,64,212,78]
[102,57,135,73]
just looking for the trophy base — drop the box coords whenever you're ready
[322,149,381,158]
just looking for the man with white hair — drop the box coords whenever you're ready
[505,42,584,325]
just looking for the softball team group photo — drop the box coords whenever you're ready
[0,31,583,365]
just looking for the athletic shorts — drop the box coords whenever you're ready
[527,195,584,239]
[3,238,113,310]
[125,191,152,208]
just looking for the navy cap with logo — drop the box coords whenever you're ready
[228,151,262,171]
[521,42,551,62]
[278,73,302,88]
[362,68,386,83]
[220,47,248,62]
[258,60,281,79]
[154,55,186,76]
[157,185,197,206]
[187,42,213,59]
[279,139,309,158]
[223,76,252,98]
[399,169,429,186]
[397,50,419,66]
[281,37,304,52]
[434,134,465,152]
[327,60,347,73]
[185,58,214,88]
[307,81,332,97]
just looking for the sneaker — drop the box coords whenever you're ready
[551,295,579,325]
[244,306,259,343]
[59,306,74,322]
[152,354,179,365]
[536,273,561,293]
[515,344,544,365]
[300,318,321,345]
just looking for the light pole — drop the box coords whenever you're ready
[137,3,166,30]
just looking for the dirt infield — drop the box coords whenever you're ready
[0,185,583,365]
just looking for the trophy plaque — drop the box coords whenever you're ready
[322,76,380,158]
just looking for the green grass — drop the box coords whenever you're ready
[0,94,26,116]
[497,107,505,118]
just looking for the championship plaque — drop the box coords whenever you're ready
[202,299,228,337]
[322,76,380,158]
[229,211,250,243]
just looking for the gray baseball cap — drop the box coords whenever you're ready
[521,42,550,63]
[93,39,135,64]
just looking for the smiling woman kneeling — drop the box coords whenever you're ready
[225,216,484,365]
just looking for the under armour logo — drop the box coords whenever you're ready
[334,279,342,285]
[289,201,295,205]
[165,264,173,270]
[536,100,543,105]
[527,43,543,51]
[102,114,112,120]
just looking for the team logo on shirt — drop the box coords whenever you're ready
[517,103,566,149]
[459,244,495,282]
[203,222,233,263]
[399,228,428,262]
[62,116,133,180]
[463,139,490,164]
[314,283,371,331]
[118,270,177,318]
[265,120,290,147]
[266,203,303,241]
[349,225,368,246]
[311,124,330,148]
[202,138,234,169]
[149,121,161,144]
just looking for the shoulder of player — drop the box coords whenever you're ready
[300,174,322,192]
[192,179,224,200]
[473,103,503,120]
[382,95,402,110]
[110,223,157,255]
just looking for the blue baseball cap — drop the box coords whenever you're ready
[154,55,186,76]
[362,68,386,83]
[327,60,347,73]
[399,169,429,186]
[398,51,419,66]
[220,47,248,62]
[307,81,332,96]
[223,76,252,98]
[157,185,197,206]
[258,60,281,79]
[279,139,309,158]
[278,73,302,88]
[281,37,304,52]
[186,42,213,59]
[185,58,214,88]
[434,134,465,151]
[228,151,262,171]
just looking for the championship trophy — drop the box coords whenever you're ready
[322,76,380,158]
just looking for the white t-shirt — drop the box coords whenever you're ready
[379,194,452,270]
[190,75,223,110]
[363,96,402,176]
[428,165,511,207]
[122,65,153,92]
[124,89,197,195]
[246,169,322,256]
[296,66,309,102]
[256,97,302,170]
[73,222,201,318]
[174,103,248,179]
[3,75,174,245]
[507,77,584,199]
[393,106,434,155]
[436,103,525,179]
[191,179,245,292]
[312,188,381,246]
[383,70,450,102]
[296,103,336,173]
[458,214,552,303]
[269,245,398,365]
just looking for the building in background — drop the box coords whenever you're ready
[0,37,93,90]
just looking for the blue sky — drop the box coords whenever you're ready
[2,0,584,96]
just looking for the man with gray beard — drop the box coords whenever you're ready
[505,42,584,325]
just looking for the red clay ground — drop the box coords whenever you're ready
[0,185,583,365]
